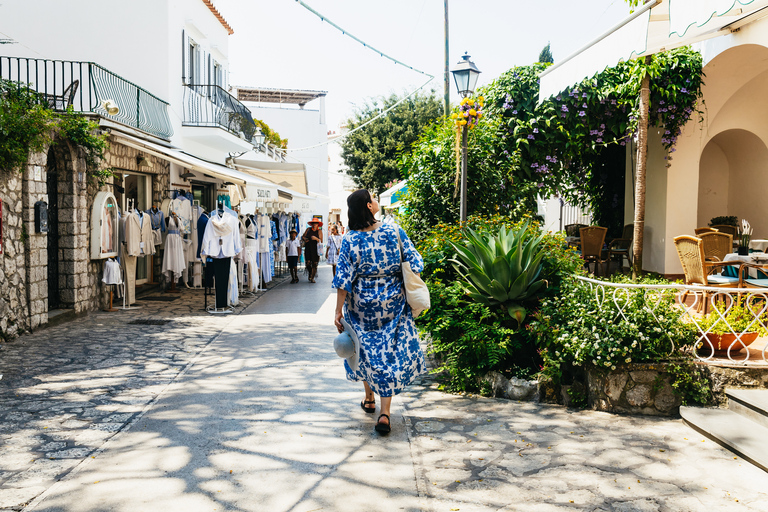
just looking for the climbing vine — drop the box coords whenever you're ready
[0,79,111,180]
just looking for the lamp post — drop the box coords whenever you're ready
[451,53,481,222]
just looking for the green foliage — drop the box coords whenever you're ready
[566,385,588,409]
[667,361,713,406]
[481,47,704,209]
[340,91,443,194]
[450,221,547,323]
[253,118,287,149]
[1,80,111,180]
[531,276,696,383]
[400,117,540,241]
[0,80,54,171]
[538,42,554,64]
[695,297,768,335]
[416,215,583,393]
[709,215,738,227]
[420,279,537,393]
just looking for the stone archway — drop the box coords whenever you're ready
[697,129,768,234]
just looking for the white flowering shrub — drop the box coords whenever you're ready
[530,276,695,382]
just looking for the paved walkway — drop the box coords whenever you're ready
[1,265,767,511]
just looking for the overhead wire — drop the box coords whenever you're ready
[287,0,436,152]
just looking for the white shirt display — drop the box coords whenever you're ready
[139,212,156,256]
[257,214,271,253]
[124,211,142,257]
[201,211,243,259]
[170,197,192,235]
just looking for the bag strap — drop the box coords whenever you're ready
[394,224,404,264]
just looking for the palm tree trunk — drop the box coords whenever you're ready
[632,56,652,280]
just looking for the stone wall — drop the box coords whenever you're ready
[0,134,170,337]
[587,363,682,416]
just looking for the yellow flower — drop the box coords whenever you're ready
[469,109,477,116]
[451,113,458,119]
[460,119,468,125]
[477,112,483,118]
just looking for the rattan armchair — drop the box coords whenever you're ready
[607,224,634,272]
[579,226,608,276]
[694,227,718,235]
[711,224,738,237]
[564,223,588,238]
[674,235,740,312]
[700,232,733,261]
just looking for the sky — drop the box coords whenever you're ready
[215,0,633,129]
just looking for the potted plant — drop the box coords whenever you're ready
[736,219,752,256]
[709,215,738,227]
[695,297,767,355]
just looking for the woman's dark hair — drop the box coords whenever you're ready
[347,189,377,230]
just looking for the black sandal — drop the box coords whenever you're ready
[361,400,376,413]
[375,413,391,434]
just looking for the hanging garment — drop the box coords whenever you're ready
[162,215,186,280]
[139,212,156,256]
[102,258,122,285]
[122,248,137,305]
[246,217,257,240]
[229,258,239,306]
[211,257,231,309]
[245,238,259,292]
[124,211,142,257]
[170,197,192,234]
[147,208,165,233]
[197,212,209,260]
[200,210,242,259]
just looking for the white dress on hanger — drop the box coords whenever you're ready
[162,215,186,280]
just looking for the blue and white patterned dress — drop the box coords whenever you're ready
[332,223,426,397]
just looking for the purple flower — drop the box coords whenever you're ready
[600,124,605,129]
[596,138,602,143]
[578,111,586,117]
[533,128,539,133]
[582,103,587,108]
[561,105,568,112]
[527,134,535,139]
[582,93,587,98]
[512,110,518,115]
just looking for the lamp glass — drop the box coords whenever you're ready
[450,53,481,98]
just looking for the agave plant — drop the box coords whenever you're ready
[450,221,547,324]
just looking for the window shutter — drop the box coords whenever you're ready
[181,30,186,83]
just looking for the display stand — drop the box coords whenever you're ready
[104,287,119,312]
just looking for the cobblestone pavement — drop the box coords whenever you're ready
[0,276,287,511]
[400,377,768,511]
[2,264,768,511]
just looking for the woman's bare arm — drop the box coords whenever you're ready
[334,289,347,333]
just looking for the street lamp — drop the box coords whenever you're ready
[451,53,481,222]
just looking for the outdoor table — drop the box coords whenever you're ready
[723,252,768,278]
[749,239,768,252]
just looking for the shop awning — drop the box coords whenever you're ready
[380,180,408,208]
[539,0,768,102]
[231,157,309,195]
[111,131,261,186]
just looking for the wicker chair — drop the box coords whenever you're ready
[579,226,608,276]
[711,224,738,237]
[607,224,634,273]
[700,232,732,262]
[564,223,588,237]
[674,235,740,312]
[694,227,718,235]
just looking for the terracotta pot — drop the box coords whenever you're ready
[698,331,759,354]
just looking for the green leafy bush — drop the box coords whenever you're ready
[450,221,546,323]
[695,296,768,335]
[531,276,696,384]
[709,215,738,227]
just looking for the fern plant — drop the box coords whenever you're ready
[450,221,547,324]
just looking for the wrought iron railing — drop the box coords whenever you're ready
[575,275,768,363]
[183,84,257,145]
[0,56,173,140]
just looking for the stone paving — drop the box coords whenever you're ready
[2,265,768,511]
[0,276,287,511]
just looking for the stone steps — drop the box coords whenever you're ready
[680,388,768,473]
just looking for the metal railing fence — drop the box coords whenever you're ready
[0,56,173,140]
[574,275,768,364]
[183,84,257,145]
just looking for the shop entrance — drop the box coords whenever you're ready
[46,148,60,309]
[114,171,152,284]
[192,181,215,212]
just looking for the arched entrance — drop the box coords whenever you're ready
[698,129,768,235]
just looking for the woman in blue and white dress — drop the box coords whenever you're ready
[332,189,426,435]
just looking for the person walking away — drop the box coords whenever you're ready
[326,225,342,276]
[302,219,323,283]
[286,229,301,283]
[332,189,425,434]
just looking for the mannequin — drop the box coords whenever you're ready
[122,205,142,304]
[162,212,186,291]
[201,201,242,310]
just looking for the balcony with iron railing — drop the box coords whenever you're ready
[0,56,173,140]
[182,84,260,147]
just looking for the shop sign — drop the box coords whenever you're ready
[256,188,272,199]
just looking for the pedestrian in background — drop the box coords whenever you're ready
[302,219,323,283]
[325,224,342,276]
[286,229,301,283]
[332,189,425,435]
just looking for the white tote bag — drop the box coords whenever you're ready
[394,225,430,318]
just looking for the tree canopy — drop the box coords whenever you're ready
[340,91,443,194]
[538,43,554,64]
